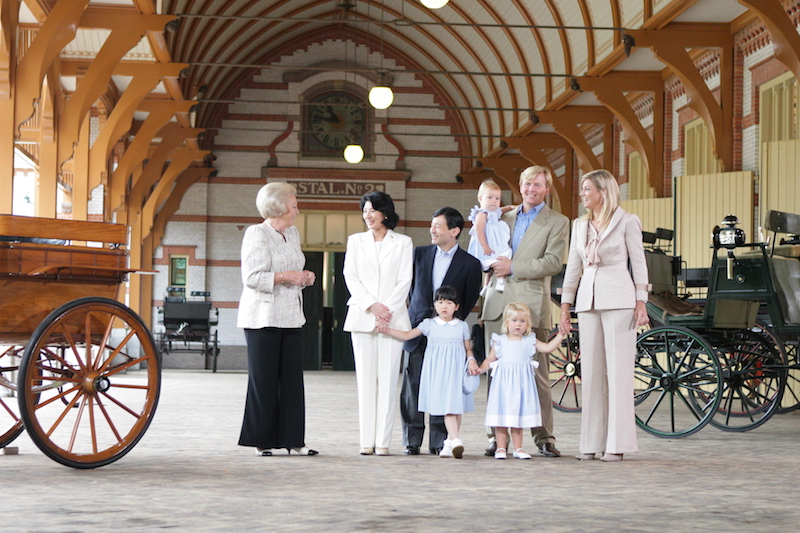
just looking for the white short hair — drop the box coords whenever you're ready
[256,182,296,218]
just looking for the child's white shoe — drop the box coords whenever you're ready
[495,277,505,292]
[513,448,532,459]
[440,439,453,457]
[494,448,507,459]
[450,438,464,459]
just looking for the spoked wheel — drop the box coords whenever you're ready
[548,326,581,412]
[704,329,787,432]
[0,346,25,448]
[751,321,800,414]
[634,326,722,438]
[17,297,160,468]
[777,333,800,413]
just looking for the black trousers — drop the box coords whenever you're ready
[400,339,447,451]
[238,327,306,449]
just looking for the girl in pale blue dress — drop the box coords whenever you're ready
[468,179,513,291]
[379,286,479,459]
[478,302,564,459]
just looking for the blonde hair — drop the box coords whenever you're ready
[579,169,620,226]
[477,178,501,201]
[501,302,533,336]
[519,165,553,190]
[256,182,297,219]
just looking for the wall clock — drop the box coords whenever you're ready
[306,92,366,153]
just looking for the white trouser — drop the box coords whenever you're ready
[578,308,639,455]
[351,331,403,450]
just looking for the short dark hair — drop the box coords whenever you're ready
[360,191,400,230]
[433,285,460,305]
[432,207,464,238]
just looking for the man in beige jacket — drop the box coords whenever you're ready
[480,165,569,457]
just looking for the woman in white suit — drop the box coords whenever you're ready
[343,191,413,456]
[558,170,650,462]
[237,182,318,457]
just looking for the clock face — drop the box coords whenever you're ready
[308,94,366,151]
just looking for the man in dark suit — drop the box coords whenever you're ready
[401,207,482,455]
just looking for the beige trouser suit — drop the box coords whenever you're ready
[561,208,650,455]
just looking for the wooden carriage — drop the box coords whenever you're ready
[0,215,159,468]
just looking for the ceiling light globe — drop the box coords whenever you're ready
[421,0,449,9]
[344,144,365,164]
[369,86,394,109]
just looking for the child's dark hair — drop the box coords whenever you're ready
[433,286,460,306]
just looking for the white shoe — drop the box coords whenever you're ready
[494,448,507,459]
[495,278,505,292]
[450,438,464,459]
[440,439,453,458]
[513,448,532,459]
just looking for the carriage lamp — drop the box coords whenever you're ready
[712,214,746,280]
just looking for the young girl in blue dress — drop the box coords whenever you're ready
[478,302,564,459]
[468,178,514,292]
[379,286,479,459]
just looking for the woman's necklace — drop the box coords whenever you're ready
[267,221,287,241]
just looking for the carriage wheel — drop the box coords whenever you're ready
[17,297,160,468]
[634,326,722,438]
[777,333,800,413]
[750,322,800,414]
[548,326,581,412]
[704,329,786,432]
[0,346,25,448]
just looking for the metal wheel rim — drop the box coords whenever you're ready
[634,326,722,438]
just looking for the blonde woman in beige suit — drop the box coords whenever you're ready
[559,169,650,462]
[343,191,413,456]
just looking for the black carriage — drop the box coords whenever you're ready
[156,288,220,372]
[550,212,800,438]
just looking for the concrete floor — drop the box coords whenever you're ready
[2,370,800,532]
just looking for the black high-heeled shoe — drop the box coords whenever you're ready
[288,446,319,456]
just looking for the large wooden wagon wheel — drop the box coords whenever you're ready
[703,329,786,432]
[548,325,581,412]
[634,326,722,438]
[17,297,160,468]
[0,346,25,448]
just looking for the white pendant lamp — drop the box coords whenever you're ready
[344,144,365,164]
[421,0,449,9]
[369,85,394,109]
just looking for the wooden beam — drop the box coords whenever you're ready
[739,0,800,83]
[577,72,665,196]
[88,65,191,193]
[628,25,734,171]
[15,1,89,133]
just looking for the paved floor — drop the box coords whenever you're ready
[2,370,800,532]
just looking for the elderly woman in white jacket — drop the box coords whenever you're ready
[344,191,413,456]
[559,170,649,463]
[237,182,317,457]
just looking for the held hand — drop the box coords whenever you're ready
[634,301,650,327]
[467,358,480,375]
[376,322,389,334]
[491,256,513,278]
[558,313,573,336]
